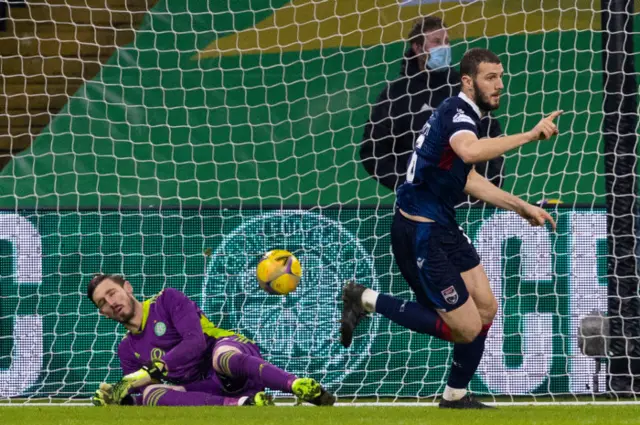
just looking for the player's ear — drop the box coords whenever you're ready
[461,74,473,90]
[411,42,422,56]
[123,281,134,294]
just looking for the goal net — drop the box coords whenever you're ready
[0,0,626,403]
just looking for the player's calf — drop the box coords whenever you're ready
[441,307,494,408]
[212,344,336,406]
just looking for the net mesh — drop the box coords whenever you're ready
[0,0,628,403]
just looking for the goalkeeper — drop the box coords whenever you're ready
[88,273,335,407]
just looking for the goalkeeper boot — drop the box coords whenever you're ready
[292,377,336,406]
[340,280,369,348]
[241,392,275,406]
[439,394,494,409]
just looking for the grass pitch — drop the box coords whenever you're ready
[1,405,639,425]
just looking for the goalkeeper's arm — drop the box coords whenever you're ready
[450,110,563,164]
[104,342,165,405]
[109,360,167,404]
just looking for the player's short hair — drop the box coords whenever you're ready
[87,273,126,305]
[407,16,446,47]
[460,48,501,78]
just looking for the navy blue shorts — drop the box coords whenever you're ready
[391,209,480,312]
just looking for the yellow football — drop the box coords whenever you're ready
[256,249,302,295]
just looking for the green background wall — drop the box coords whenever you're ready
[0,0,623,208]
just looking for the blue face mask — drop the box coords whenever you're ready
[427,45,452,71]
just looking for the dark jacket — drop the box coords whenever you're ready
[360,49,504,191]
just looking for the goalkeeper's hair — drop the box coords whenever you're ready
[407,16,446,47]
[460,48,501,78]
[87,273,127,305]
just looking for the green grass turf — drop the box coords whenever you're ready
[1,406,639,425]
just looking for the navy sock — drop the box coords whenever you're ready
[447,323,492,389]
[375,293,454,341]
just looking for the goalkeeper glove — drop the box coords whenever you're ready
[111,360,167,404]
[92,383,115,406]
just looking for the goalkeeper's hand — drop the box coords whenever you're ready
[92,383,115,406]
[111,361,167,404]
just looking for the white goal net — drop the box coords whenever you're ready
[0,0,631,404]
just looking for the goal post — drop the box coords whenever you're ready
[602,0,640,395]
[0,0,636,403]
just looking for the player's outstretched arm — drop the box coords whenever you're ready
[451,110,563,163]
[464,169,556,230]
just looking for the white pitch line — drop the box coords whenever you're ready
[1,401,639,407]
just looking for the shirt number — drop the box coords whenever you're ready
[407,123,430,184]
[406,152,417,183]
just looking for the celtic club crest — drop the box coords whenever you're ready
[201,210,379,392]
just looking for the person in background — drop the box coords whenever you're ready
[360,16,504,193]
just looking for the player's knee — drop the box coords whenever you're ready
[143,384,161,400]
[142,384,174,405]
[457,321,482,344]
[480,298,498,324]
[450,313,482,343]
[212,346,241,375]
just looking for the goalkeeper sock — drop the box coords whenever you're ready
[220,351,296,392]
[375,293,454,341]
[446,322,492,392]
[142,388,239,406]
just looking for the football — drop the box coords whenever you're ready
[256,249,302,295]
